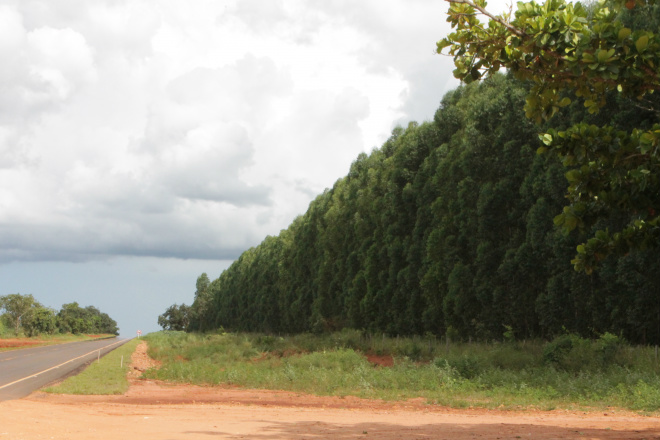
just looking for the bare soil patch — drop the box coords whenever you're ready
[0,338,43,348]
[0,341,658,440]
[0,334,112,351]
[366,353,394,367]
[127,339,162,380]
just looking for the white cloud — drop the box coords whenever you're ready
[0,0,528,335]
[0,0,461,264]
[0,17,96,121]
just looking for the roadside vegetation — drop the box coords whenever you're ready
[0,293,119,338]
[149,0,660,416]
[44,338,139,395]
[144,330,660,413]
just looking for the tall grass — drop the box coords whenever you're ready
[144,330,660,413]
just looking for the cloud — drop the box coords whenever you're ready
[0,5,97,173]
[0,8,96,122]
[0,0,457,264]
[229,0,464,124]
[137,57,292,207]
[225,0,325,45]
[255,87,370,186]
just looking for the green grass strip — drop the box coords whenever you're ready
[143,331,660,413]
[44,338,139,395]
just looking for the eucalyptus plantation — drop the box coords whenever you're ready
[156,70,660,344]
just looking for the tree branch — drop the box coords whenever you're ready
[445,0,526,37]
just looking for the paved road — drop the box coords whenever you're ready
[0,338,130,401]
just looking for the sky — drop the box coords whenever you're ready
[0,0,513,337]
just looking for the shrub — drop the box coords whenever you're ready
[596,332,622,366]
[452,355,482,379]
[542,334,575,366]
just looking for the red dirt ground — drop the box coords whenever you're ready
[366,353,394,367]
[0,334,111,349]
[0,342,658,440]
[0,338,44,348]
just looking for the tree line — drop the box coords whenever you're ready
[160,0,660,343]
[0,293,119,336]
[159,72,659,344]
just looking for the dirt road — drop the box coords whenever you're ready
[0,343,658,440]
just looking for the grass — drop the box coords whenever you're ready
[143,330,660,414]
[44,338,140,395]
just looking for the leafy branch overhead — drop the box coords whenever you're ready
[438,0,660,272]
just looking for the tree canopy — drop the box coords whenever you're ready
[0,294,119,336]
[0,294,39,336]
[161,72,660,344]
[158,303,191,332]
[438,0,660,272]
[159,0,660,343]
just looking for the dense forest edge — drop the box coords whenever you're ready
[160,0,660,345]
[160,74,659,344]
[0,293,119,337]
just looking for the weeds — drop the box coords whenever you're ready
[143,330,660,413]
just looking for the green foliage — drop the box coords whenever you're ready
[157,303,191,331]
[0,293,38,336]
[597,332,623,364]
[144,331,660,412]
[44,339,139,395]
[542,333,576,365]
[436,354,483,379]
[0,316,7,337]
[57,302,119,335]
[0,294,118,337]
[22,307,57,337]
[159,71,660,344]
[188,273,213,332]
[438,0,659,117]
[543,332,627,370]
[439,0,660,272]
[503,325,515,343]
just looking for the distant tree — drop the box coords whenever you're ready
[97,312,119,335]
[158,303,190,331]
[0,296,118,337]
[189,273,212,331]
[22,307,57,337]
[0,293,39,336]
[57,302,86,334]
[55,302,119,335]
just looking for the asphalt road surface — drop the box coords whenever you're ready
[0,338,130,401]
